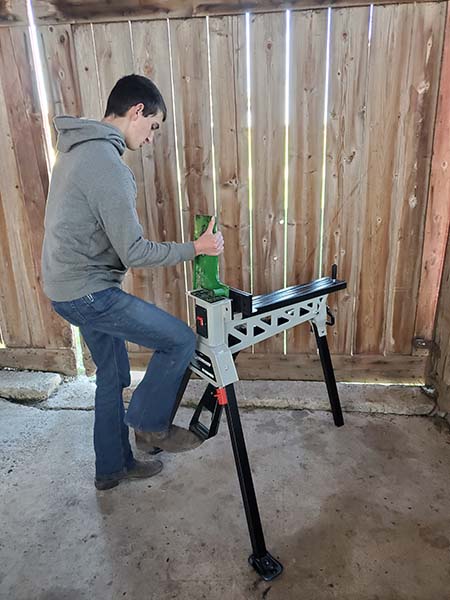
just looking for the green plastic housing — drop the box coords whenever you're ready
[193,215,229,299]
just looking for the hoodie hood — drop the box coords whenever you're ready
[54,116,127,155]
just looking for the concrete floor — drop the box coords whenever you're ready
[1,397,450,600]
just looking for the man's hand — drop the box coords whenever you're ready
[193,216,224,256]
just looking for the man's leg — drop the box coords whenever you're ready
[79,327,134,478]
[75,290,196,432]
[113,336,135,468]
[55,289,199,452]
[123,312,196,433]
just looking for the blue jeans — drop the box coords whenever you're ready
[51,287,196,480]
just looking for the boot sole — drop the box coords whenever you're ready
[135,438,203,453]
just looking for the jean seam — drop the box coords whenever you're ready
[70,301,87,324]
[130,350,183,431]
[112,339,127,471]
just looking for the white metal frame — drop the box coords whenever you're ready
[187,290,330,388]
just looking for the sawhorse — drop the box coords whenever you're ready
[171,269,346,580]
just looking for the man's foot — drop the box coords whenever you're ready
[95,458,163,491]
[134,425,203,453]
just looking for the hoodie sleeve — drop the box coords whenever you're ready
[84,150,195,268]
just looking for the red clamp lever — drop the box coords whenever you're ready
[216,387,228,406]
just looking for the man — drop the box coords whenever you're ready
[41,74,224,491]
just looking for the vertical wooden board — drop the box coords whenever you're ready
[0,123,31,347]
[355,4,415,354]
[209,15,251,292]
[250,12,286,354]
[11,28,49,194]
[10,27,71,348]
[287,10,328,353]
[131,20,187,321]
[93,22,150,347]
[385,2,446,354]
[92,22,133,106]
[169,18,214,268]
[251,12,285,293]
[72,24,138,351]
[169,16,213,326]
[415,3,450,345]
[72,24,102,119]
[322,7,370,354]
[39,24,82,134]
[93,22,145,287]
[0,27,69,349]
[0,31,31,347]
[1,28,46,347]
[93,22,149,351]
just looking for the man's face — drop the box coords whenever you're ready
[126,105,163,150]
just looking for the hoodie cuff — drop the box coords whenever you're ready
[181,241,196,261]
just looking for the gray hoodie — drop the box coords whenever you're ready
[41,116,195,302]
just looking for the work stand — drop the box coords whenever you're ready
[173,267,346,581]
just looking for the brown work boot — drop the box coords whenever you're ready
[95,459,163,491]
[134,425,203,453]
[126,459,163,480]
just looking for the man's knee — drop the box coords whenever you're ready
[165,324,195,366]
[172,323,196,358]
[182,325,196,355]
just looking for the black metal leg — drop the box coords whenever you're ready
[313,325,344,427]
[223,383,283,581]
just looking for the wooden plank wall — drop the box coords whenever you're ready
[0,26,76,374]
[2,1,444,381]
[322,6,369,354]
[287,9,328,354]
[415,5,450,347]
[250,12,286,355]
[355,3,445,356]
[208,16,250,292]
[28,0,446,26]
[426,6,450,411]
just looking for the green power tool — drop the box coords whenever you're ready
[193,214,229,301]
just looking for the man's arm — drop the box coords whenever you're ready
[86,157,223,266]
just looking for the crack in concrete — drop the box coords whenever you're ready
[1,398,439,417]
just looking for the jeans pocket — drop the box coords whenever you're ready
[52,300,86,326]
[83,288,119,314]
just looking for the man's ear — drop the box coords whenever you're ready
[129,103,145,121]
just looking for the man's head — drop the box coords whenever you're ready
[103,74,167,150]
